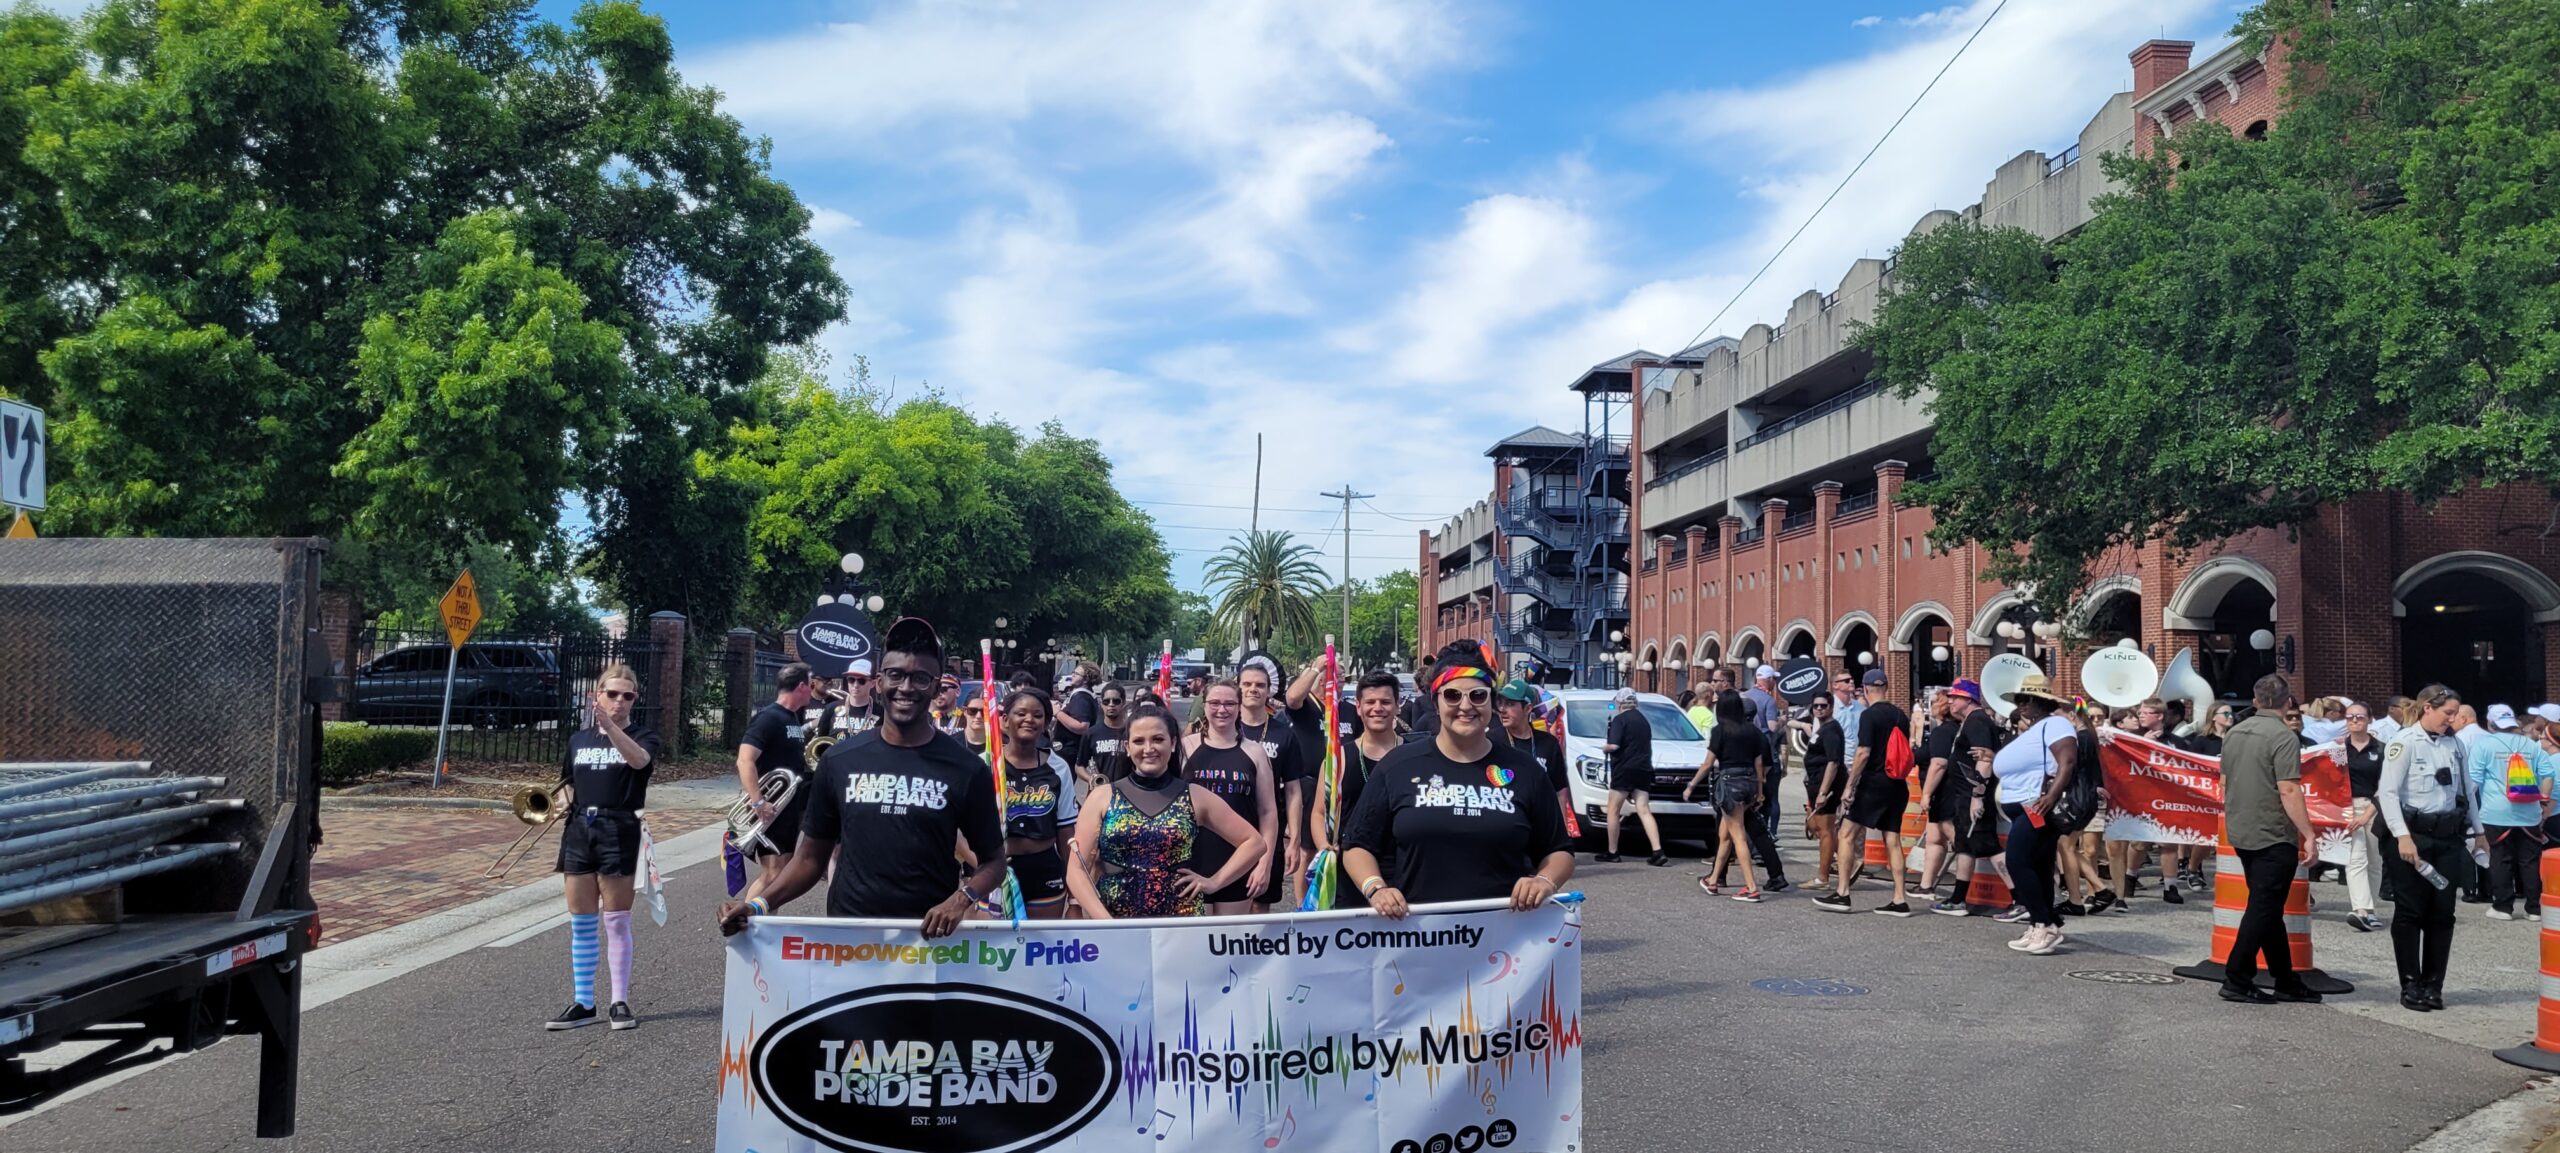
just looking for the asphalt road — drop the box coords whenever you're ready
[3,787,2541,1153]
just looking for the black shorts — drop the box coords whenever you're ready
[1806,765,1842,815]
[1608,766,1651,794]
[557,809,642,877]
[1713,768,1759,813]
[1928,779,1974,824]
[1845,777,1909,831]
[1012,847,1067,903]
[749,786,808,860]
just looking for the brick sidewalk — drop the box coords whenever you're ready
[310,805,724,946]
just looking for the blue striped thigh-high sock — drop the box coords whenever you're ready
[569,913,600,1008]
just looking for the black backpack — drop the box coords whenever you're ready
[2049,725,2103,832]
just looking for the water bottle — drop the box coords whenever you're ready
[2416,861,2451,891]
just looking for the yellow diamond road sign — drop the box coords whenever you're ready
[440,569,482,648]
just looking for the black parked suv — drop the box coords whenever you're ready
[349,641,566,729]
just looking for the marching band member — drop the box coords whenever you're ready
[1066,705,1266,919]
[718,618,1005,938]
[734,662,817,906]
[997,688,1079,919]
[1183,680,1280,915]
[547,664,661,1032]
[1343,641,1573,916]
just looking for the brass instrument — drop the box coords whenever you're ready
[724,768,802,857]
[805,731,841,764]
[485,782,570,879]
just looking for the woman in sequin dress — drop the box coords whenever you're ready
[1067,707,1267,919]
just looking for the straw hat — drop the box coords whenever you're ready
[2008,672,2067,709]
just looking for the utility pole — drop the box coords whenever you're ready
[1250,434,1263,534]
[1321,484,1373,649]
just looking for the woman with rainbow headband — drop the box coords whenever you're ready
[1342,640,1574,915]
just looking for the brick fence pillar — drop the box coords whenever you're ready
[725,627,758,748]
[318,587,361,722]
[649,611,688,749]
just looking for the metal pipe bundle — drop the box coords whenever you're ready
[0,776,224,824]
[0,827,216,892]
[0,843,241,917]
[0,801,242,873]
[0,761,154,803]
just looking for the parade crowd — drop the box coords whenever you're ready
[528,612,2560,1028]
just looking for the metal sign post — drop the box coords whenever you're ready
[430,569,483,787]
[2,397,45,539]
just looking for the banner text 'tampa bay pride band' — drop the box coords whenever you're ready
[717,900,1584,1153]
[2094,729,2358,862]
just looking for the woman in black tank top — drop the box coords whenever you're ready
[1182,680,1277,914]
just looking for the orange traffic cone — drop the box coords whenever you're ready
[2496,849,2560,1071]
[2171,832,2352,994]
[1964,832,2014,912]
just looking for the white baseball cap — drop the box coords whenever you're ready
[2533,704,2560,725]
[848,657,875,677]
[2487,703,2520,731]
[1755,664,1777,681]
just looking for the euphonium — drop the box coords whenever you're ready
[725,767,802,857]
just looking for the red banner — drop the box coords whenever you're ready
[2092,730,2358,861]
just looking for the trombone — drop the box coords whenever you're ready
[486,782,570,879]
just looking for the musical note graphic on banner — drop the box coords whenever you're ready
[1482,1083,1498,1115]
[1286,983,1311,1003]
[1140,1108,1176,1140]
[1055,977,1073,1002]
[751,959,768,1003]
[1487,950,1518,981]
[1363,1076,1378,1102]
[1128,980,1149,1012]
[1220,965,1239,994]
[1263,1107,1297,1149]
[1388,961,1406,996]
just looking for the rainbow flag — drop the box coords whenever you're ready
[980,638,1024,920]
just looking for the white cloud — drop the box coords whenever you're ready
[1852,16,1885,28]
[1361,194,1608,385]
[1627,0,2226,336]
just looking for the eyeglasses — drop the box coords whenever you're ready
[2346,713,2369,722]
[1101,698,1125,707]
[874,670,939,689]
[600,689,637,702]
[1812,702,1831,711]
[1206,699,1239,710]
[1440,687,1492,706]
[845,676,873,687]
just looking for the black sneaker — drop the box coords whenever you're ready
[1874,902,1915,918]
[608,1002,637,1031]
[2087,890,2119,915]
[1763,876,1792,894]
[1647,853,1671,867]
[545,1002,597,1031]
[1594,852,1622,863]
[2055,901,2087,918]
[1812,893,1853,914]
[2161,884,2186,905]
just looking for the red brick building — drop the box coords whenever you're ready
[1423,37,2560,712]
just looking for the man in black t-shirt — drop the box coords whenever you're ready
[1076,683,1130,794]
[719,618,1005,938]
[1052,661,1101,767]
[735,662,819,902]
[546,665,662,1033]
[1599,689,1668,866]
[1815,670,1915,916]
[1923,681,2002,915]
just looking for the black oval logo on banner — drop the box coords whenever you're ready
[794,602,879,678]
[1776,656,1828,705]
[751,983,1120,1153]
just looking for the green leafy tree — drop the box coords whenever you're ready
[0,0,843,621]
[1855,0,2560,606]
[1203,530,1329,657]
[1346,570,1418,670]
[706,352,1175,647]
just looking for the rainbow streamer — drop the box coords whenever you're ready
[1299,640,1343,911]
[1153,640,1173,703]
[980,637,1025,920]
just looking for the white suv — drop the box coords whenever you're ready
[1544,689,1717,844]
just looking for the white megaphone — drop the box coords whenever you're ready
[2080,646,2159,710]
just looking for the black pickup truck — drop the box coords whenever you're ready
[0,538,325,1138]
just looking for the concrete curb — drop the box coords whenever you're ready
[2409,1077,2560,1151]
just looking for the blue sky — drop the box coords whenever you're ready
[543,0,2247,591]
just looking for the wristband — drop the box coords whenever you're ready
[960,883,986,907]
[1359,876,1385,896]
[746,896,770,916]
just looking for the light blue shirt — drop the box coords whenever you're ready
[2466,730,2557,829]
[1834,695,1865,761]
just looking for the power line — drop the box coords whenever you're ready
[1358,498,1448,524]
[1665,0,2008,357]
[1132,498,1452,517]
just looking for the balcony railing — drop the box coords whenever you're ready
[1734,379,1886,452]
[1836,491,1879,517]
[2045,143,2081,176]
[1643,447,1727,491]
[1733,525,1765,547]
[1780,508,1816,533]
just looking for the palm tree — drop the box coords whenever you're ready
[1202,530,1329,656]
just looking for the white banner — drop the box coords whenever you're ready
[716,900,1584,1153]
